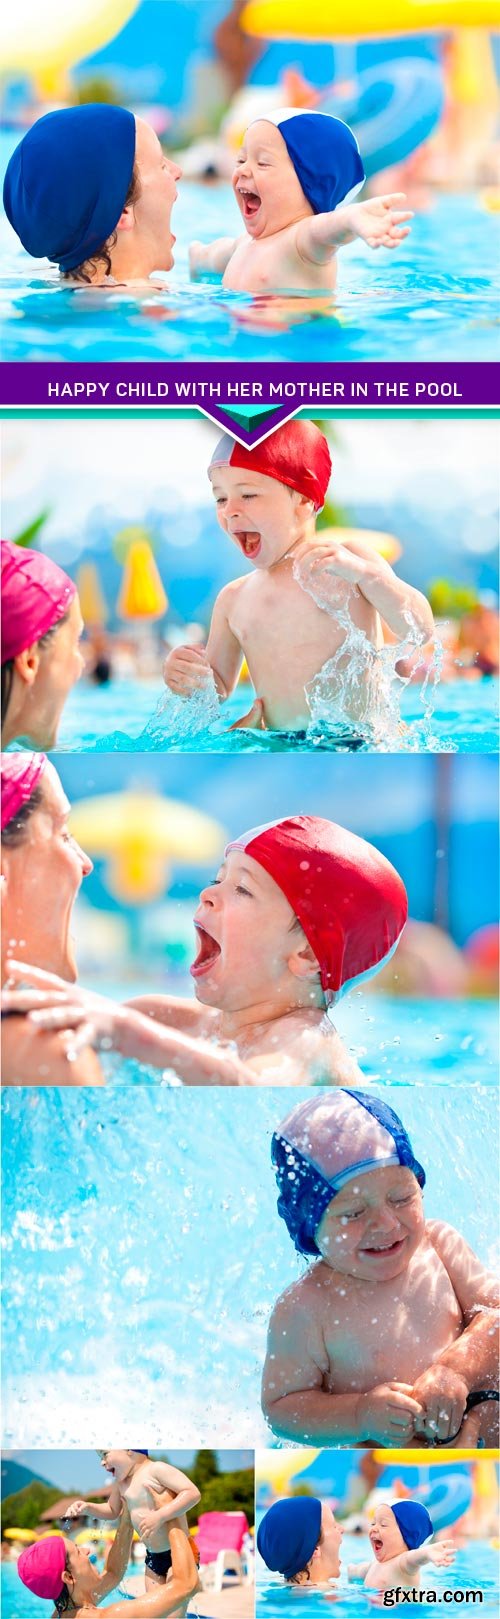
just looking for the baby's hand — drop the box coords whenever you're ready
[163,645,212,696]
[138,1508,164,1544]
[357,1382,423,1443]
[293,535,381,594]
[2,961,123,1060]
[351,193,413,250]
[66,1500,88,1518]
[411,1365,469,1446]
[428,1540,456,1569]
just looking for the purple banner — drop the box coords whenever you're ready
[1,362,498,442]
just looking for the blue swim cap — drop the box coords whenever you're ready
[391,1502,433,1549]
[133,1450,149,1456]
[3,105,136,272]
[272,1089,425,1257]
[256,108,365,214]
[257,1497,322,1579]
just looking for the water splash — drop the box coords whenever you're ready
[293,563,448,752]
[140,669,221,746]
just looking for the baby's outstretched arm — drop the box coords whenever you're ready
[293,532,434,644]
[189,236,239,278]
[296,194,413,264]
[262,1285,422,1443]
[404,1541,456,1572]
[67,1484,121,1521]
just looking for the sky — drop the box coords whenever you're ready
[3,1450,253,1494]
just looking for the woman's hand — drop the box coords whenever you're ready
[3,959,124,1058]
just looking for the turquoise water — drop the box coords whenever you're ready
[2,1085,498,1448]
[1,149,499,361]
[94,994,499,1089]
[31,675,500,754]
[256,1535,499,1615]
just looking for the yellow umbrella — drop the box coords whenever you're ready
[69,790,226,904]
[4,1528,38,1543]
[257,1450,320,1493]
[75,1528,107,1544]
[318,527,402,564]
[0,3,139,94]
[117,541,168,622]
[76,563,109,629]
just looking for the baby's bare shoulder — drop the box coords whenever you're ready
[273,1262,334,1317]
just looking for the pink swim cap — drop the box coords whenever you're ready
[1,751,46,832]
[18,1535,66,1600]
[225,816,407,998]
[1,539,76,664]
[208,421,332,511]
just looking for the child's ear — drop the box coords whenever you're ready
[287,939,321,983]
[14,643,41,687]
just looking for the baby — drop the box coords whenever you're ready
[262,1090,499,1446]
[67,1450,200,1592]
[189,108,412,293]
[163,422,434,734]
[348,1501,455,1595]
[5,815,408,1086]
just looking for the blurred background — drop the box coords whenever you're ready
[3,418,499,752]
[1,1,498,191]
[1,1450,254,1618]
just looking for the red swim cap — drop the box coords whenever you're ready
[226,816,407,998]
[18,1535,66,1600]
[1,751,46,832]
[208,421,332,511]
[1,539,76,664]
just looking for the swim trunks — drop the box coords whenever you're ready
[145,1547,173,1576]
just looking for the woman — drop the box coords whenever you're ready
[17,1508,200,1617]
[257,1496,344,1588]
[1,752,101,1084]
[1,540,85,749]
[4,105,182,289]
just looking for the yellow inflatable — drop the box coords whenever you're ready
[0,2,139,90]
[257,1450,320,1494]
[241,1,500,39]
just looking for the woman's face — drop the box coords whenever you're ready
[19,595,85,750]
[130,118,182,272]
[62,1538,94,1603]
[2,762,92,981]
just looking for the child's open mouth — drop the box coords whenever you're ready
[233,529,262,560]
[191,925,222,979]
[237,184,261,222]
[370,1534,384,1557]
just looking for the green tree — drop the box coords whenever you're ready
[190,1451,219,1493]
[2,1483,62,1536]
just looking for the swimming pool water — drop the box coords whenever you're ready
[36,675,500,755]
[1,152,499,362]
[2,1085,498,1448]
[93,994,498,1090]
[256,1535,500,1616]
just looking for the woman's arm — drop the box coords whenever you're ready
[90,1503,134,1599]
[86,1522,199,1615]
